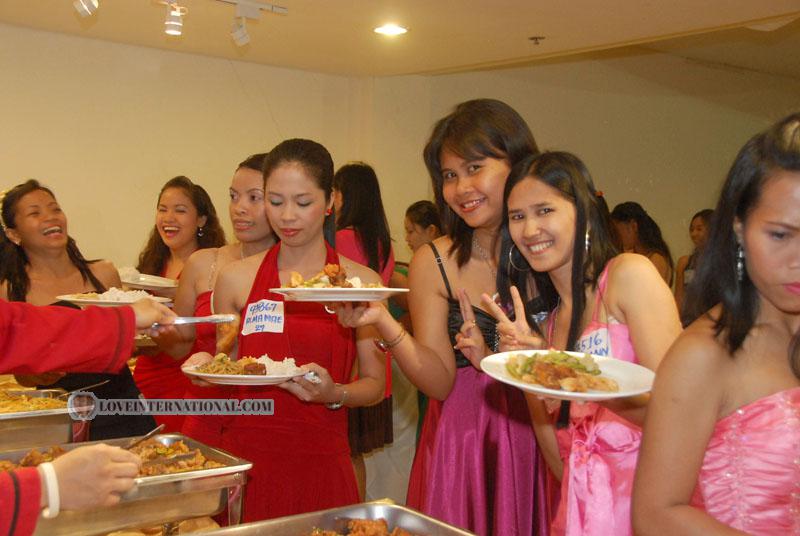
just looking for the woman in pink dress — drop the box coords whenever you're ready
[335,99,547,535]
[465,151,681,535]
[633,113,800,535]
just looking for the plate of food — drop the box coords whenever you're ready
[182,353,306,386]
[119,267,177,291]
[480,349,655,401]
[56,287,172,307]
[270,264,408,302]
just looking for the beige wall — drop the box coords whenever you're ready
[1,23,798,269]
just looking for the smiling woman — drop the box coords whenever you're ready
[0,179,158,440]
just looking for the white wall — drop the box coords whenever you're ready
[1,22,798,268]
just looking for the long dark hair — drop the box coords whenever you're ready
[262,139,336,245]
[238,152,268,173]
[136,176,225,276]
[423,99,539,267]
[499,152,619,350]
[333,162,392,273]
[405,200,442,234]
[0,179,105,302]
[685,112,800,378]
[611,201,674,284]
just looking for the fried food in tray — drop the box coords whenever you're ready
[288,264,380,289]
[0,390,67,413]
[0,440,223,477]
[506,351,619,393]
[308,518,421,536]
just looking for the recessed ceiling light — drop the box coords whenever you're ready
[374,23,407,36]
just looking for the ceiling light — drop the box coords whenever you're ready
[73,0,99,17]
[164,3,186,36]
[374,23,407,36]
[231,17,250,46]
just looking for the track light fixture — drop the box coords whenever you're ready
[163,2,187,36]
[73,0,99,18]
[231,17,250,47]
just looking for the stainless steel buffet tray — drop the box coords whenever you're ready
[202,499,476,536]
[0,433,252,536]
[0,389,72,451]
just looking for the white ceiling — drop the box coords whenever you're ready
[0,0,798,78]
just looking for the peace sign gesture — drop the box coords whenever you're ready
[481,286,545,351]
[453,289,490,369]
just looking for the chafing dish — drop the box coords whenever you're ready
[0,389,72,451]
[201,499,476,535]
[0,433,252,536]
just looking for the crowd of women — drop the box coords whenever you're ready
[0,98,797,536]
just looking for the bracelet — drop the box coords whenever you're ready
[39,462,60,519]
[374,327,406,352]
[325,384,347,410]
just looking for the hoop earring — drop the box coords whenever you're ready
[736,244,745,281]
[508,244,531,272]
[584,229,590,256]
[197,226,205,238]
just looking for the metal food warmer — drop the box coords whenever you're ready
[0,389,73,450]
[202,499,476,536]
[0,433,252,536]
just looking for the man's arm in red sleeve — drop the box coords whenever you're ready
[0,301,135,375]
[0,467,41,536]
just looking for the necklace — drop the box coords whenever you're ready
[472,236,497,279]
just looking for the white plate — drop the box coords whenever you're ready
[480,350,655,402]
[269,287,409,302]
[56,294,173,307]
[182,365,304,386]
[121,274,178,291]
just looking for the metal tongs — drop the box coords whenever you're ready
[56,379,111,399]
[151,313,237,329]
[123,423,165,450]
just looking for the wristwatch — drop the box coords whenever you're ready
[325,384,347,410]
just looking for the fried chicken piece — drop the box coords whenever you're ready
[348,518,389,536]
[324,264,349,287]
[530,361,576,390]
[389,528,419,536]
[289,271,305,288]
[0,460,18,472]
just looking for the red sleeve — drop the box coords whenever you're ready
[0,301,136,375]
[0,467,41,536]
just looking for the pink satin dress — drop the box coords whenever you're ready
[690,387,800,534]
[551,261,642,536]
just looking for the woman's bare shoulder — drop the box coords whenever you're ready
[91,260,121,287]
[339,256,382,286]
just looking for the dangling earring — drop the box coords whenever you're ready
[736,244,745,281]
[197,226,205,238]
[584,229,591,256]
[508,244,530,272]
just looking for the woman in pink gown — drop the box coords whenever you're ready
[633,113,800,535]
[463,151,681,535]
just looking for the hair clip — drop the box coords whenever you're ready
[595,190,604,198]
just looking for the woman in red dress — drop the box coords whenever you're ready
[186,139,386,522]
[133,176,225,431]
[156,154,276,446]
